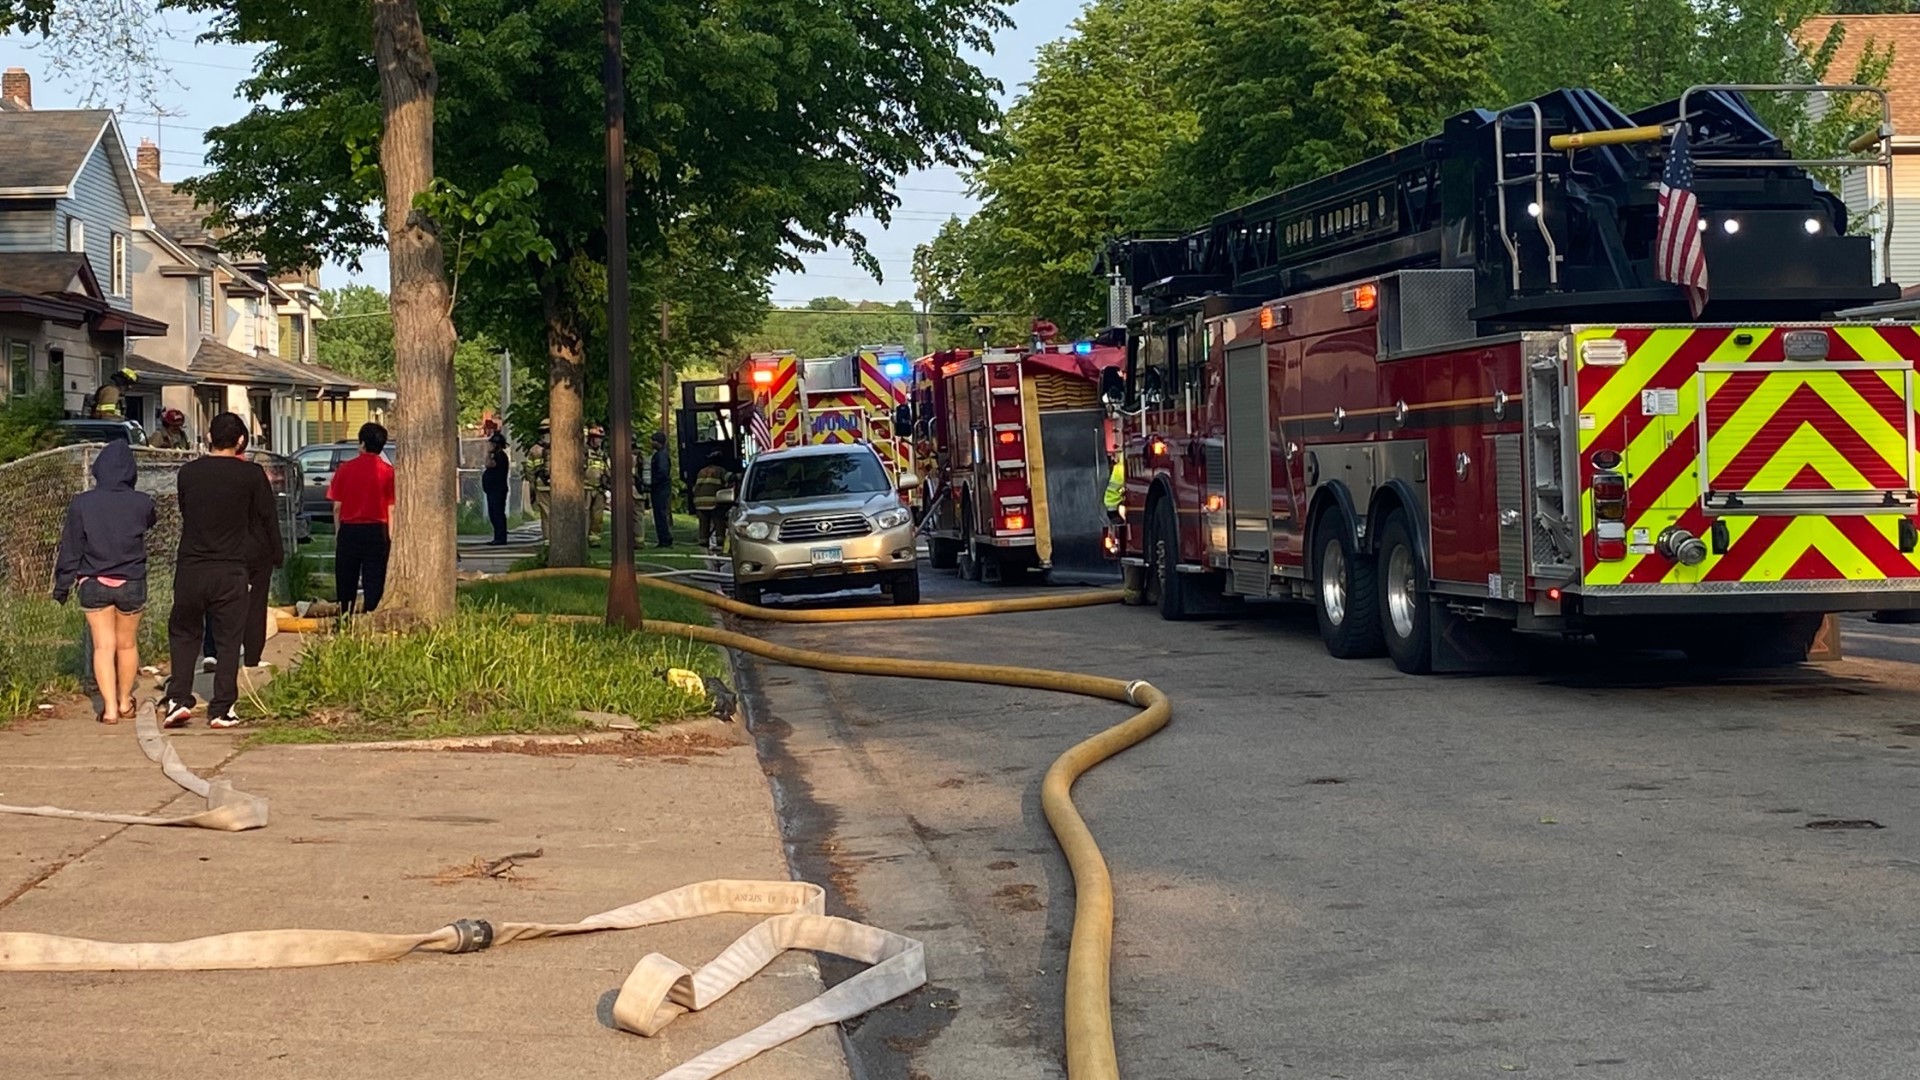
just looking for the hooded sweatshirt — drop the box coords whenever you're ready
[52,441,157,602]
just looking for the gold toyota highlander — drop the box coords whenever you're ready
[727,443,921,606]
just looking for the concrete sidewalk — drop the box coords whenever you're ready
[0,711,849,1080]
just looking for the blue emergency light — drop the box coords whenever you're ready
[882,359,908,379]
[1073,341,1094,355]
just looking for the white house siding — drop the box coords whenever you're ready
[0,203,53,251]
[1887,157,1920,288]
[58,142,134,310]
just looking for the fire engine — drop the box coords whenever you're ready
[911,340,1121,581]
[1098,84,1917,673]
[677,346,917,500]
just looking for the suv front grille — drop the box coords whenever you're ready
[778,514,873,542]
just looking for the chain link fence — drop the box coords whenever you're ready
[0,444,302,600]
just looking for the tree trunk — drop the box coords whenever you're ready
[542,279,588,568]
[371,0,458,624]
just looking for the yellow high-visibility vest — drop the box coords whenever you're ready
[1103,460,1124,511]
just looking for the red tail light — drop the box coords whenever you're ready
[1592,471,1627,561]
[1002,513,1027,531]
[997,431,1017,444]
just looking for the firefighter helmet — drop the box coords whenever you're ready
[538,417,551,432]
[160,408,185,426]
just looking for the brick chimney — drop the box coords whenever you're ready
[2,68,30,110]
[137,138,161,178]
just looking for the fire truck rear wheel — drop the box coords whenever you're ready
[1150,497,1194,621]
[1376,510,1431,674]
[958,519,982,582]
[1313,513,1384,659]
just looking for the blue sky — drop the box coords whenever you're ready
[0,0,1082,306]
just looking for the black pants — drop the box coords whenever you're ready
[244,562,272,665]
[651,490,674,547]
[167,562,249,717]
[484,483,508,543]
[336,522,391,613]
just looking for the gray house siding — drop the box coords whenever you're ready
[0,202,54,251]
[57,141,133,310]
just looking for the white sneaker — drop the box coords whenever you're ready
[199,657,216,672]
[247,660,275,671]
[208,709,245,729]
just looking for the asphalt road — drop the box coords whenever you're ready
[736,571,1920,1080]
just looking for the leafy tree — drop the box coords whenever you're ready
[316,285,503,426]
[175,0,1007,568]
[912,0,1207,339]
[0,0,173,109]
[743,298,924,359]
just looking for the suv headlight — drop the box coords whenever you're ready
[739,521,773,541]
[874,507,911,530]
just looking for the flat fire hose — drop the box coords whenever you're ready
[0,701,268,830]
[4,572,1161,1080]
[0,879,925,1080]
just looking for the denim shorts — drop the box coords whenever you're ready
[78,577,148,614]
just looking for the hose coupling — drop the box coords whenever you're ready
[1656,527,1708,567]
[447,918,496,953]
[1125,680,1151,706]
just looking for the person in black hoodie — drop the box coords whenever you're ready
[482,424,510,545]
[159,413,280,729]
[52,440,156,725]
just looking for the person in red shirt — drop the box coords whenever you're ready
[327,422,396,613]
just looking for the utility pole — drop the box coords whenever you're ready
[603,0,640,629]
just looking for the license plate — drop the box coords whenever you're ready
[809,546,843,565]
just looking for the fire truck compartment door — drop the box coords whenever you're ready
[1037,407,1114,578]
[1697,360,1917,515]
[1224,343,1272,556]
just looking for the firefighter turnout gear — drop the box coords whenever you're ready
[584,430,610,542]
[692,462,734,552]
[527,419,553,541]
[1104,459,1125,518]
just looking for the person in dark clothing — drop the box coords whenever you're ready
[482,427,511,545]
[160,413,278,729]
[329,422,395,613]
[242,473,284,668]
[648,432,675,548]
[53,441,156,725]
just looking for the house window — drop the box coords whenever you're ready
[66,216,84,253]
[110,233,127,296]
[9,340,34,397]
[198,277,213,335]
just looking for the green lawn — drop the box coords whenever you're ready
[249,573,726,744]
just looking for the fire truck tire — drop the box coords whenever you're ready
[1376,511,1431,674]
[891,572,922,606]
[1150,498,1194,621]
[928,537,961,571]
[1313,513,1384,659]
[958,514,983,582]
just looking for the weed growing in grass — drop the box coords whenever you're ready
[0,594,80,720]
[252,610,725,743]
[458,573,712,623]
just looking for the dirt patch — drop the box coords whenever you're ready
[987,860,1017,871]
[440,730,735,758]
[415,848,544,886]
[992,882,1044,913]
[935,778,965,789]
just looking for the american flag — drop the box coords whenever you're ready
[749,403,772,451]
[1655,123,1709,319]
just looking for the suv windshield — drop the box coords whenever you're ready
[745,451,889,501]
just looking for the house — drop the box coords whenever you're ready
[129,129,388,452]
[1799,15,1920,289]
[0,69,171,418]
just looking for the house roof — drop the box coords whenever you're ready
[189,338,333,389]
[0,251,97,297]
[0,110,147,218]
[136,170,218,243]
[1799,15,1920,130]
[304,360,395,396]
[124,352,201,386]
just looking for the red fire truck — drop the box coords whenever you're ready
[913,341,1121,581]
[1099,84,1917,673]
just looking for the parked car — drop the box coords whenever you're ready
[295,441,396,525]
[51,418,148,447]
[727,442,921,607]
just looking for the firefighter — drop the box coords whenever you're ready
[584,425,610,545]
[691,457,736,554]
[91,368,136,419]
[149,408,191,450]
[1104,451,1126,524]
[526,418,553,541]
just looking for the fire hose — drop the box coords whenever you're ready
[1,569,1167,1080]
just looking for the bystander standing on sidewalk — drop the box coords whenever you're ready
[329,422,395,614]
[242,452,285,669]
[649,432,676,548]
[52,441,156,725]
[160,413,275,729]
[482,418,510,546]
